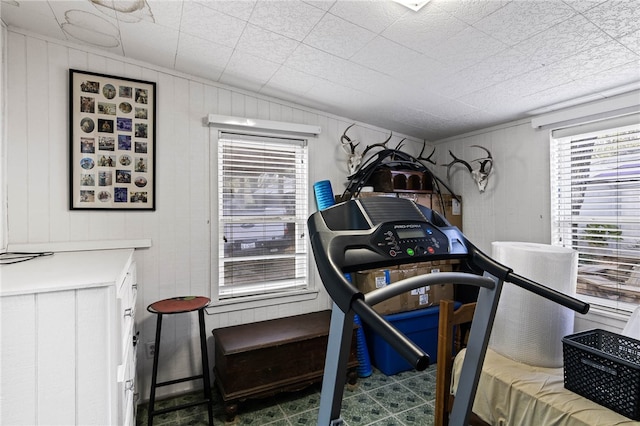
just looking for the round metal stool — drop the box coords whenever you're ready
[146,296,213,426]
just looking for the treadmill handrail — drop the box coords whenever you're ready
[470,241,590,314]
[365,272,495,306]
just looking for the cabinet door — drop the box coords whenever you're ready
[77,286,114,425]
[36,291,77,424]
[1,294,37,425]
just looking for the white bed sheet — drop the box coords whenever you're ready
[451,348,640,426]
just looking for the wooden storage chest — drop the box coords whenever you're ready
[212,310,358,420]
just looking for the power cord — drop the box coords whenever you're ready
[0,251,54,265]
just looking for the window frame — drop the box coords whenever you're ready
[207,119,319,310]
[550,113,640,313]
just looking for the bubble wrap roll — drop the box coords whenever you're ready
[489,241,577,367]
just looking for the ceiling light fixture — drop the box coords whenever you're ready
[392,0,430,12]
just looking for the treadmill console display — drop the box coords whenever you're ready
[372,221,450,259]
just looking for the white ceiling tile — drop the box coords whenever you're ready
[262,66,319,95]
[120,19,179,69]
[620,29,640,55]
[283,44,382,93]
[283,44,343,78]
[442,48,541,99]
[59,10,124,53]
[513,14,612,68]
[88,0,155,24]
[473,1,577,46]
[146,0,184,30]
[386,104,443,129]
[303,13,376,59]
[433,0,509,25]
[1,0,66,40]
[338,65,393,94]
[425,26,507,71]
[497,63,574,97]
[454,109,500,128]
[218,74,264,94]
[457,84,538,118]
[194,0,256,21]
[431,73,487,100]
[553,41,639,82]
[328,0,408,33]
[305,80,372,116]
[598,78,640,97]
[584,0,640,39]
[222,51,280,85]
[47,0,124,50]
[174,32,232,81]
[47,0,101,17]
[428,99,481,120]
[561,0,608,13]
[380,83,454,113]
[522,80,612,111]
[350,36,449,85]
[307,79,371,108]
[399,54,451,88]
[180,1,246,48]
[235,24,300,64]
[382,5,469,54]
[302,0,336,12]
[350,36,412,75]
[249,0,326,42]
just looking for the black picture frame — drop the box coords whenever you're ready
[69,69,156,210]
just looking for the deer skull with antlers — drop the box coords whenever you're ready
[340,124,362,175]
[340,124,393,175]
[444,145,493,192]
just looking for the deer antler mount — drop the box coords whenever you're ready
[340,124,393,176]
[444,145,493,192]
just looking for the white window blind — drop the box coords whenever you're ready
[550,115,640,311]
[217,132,308,299]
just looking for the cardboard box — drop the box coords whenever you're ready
[403,262,454,311]
[354,261,456,315]
[354,267,405,315]
[431,193,462,230]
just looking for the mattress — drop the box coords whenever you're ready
[451,348,639,426]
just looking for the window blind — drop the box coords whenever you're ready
[550,116,640,309]
[217,132,308,298]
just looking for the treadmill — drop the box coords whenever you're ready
[307,196,589,426]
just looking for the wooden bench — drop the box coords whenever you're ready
[212,310,359,421]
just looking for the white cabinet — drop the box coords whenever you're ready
[0,249,138,425]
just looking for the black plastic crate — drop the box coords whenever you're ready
[563,329,640,420]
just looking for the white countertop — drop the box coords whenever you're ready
[0,249,134,296]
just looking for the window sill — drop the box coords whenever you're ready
[205,289,319,314]
[7,239,152,252]
[574,303,631,333]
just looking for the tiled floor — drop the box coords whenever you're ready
[137,366,437,426]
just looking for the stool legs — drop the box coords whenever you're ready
[199,308,214,425]
[147,308,213,426]
[148,313,163,426]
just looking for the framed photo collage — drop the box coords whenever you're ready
[70,69,156,210]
